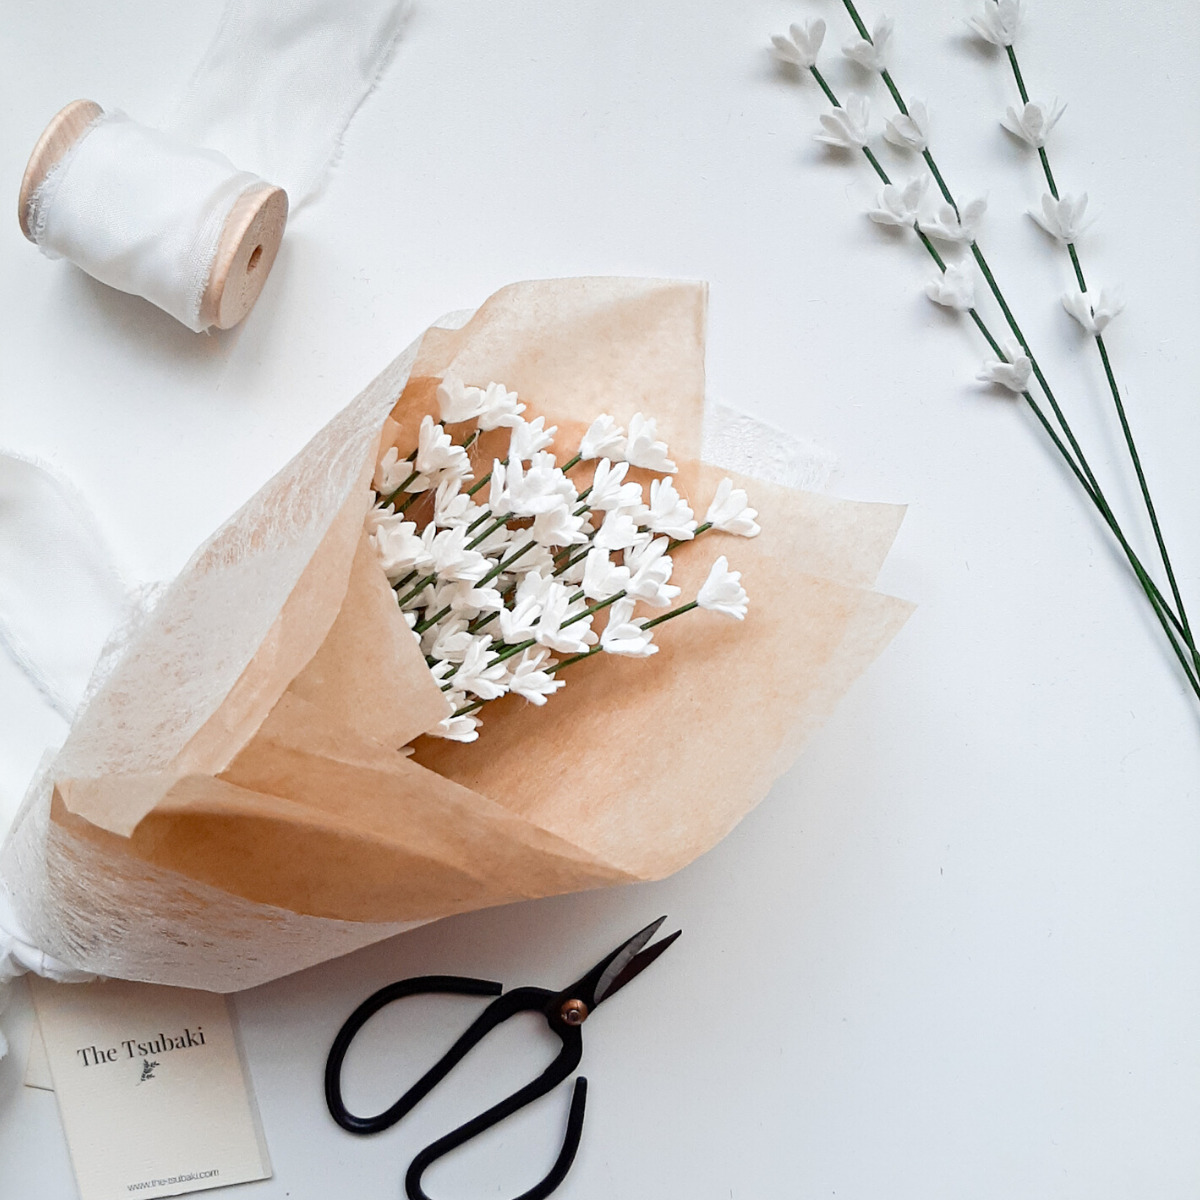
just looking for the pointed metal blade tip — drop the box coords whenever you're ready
[594,918,677,1005]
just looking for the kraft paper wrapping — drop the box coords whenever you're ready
[0,278,912,991]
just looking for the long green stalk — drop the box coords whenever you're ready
[1002,41,1197,675]
[807,50,1198,694]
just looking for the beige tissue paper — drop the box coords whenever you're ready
[0,278,911,991]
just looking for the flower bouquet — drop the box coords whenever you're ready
[0,277,911,992]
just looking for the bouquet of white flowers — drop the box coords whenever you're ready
[0,277,910,997]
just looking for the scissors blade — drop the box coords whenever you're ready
[592,916,664,1004]
[595,928,681,1005]
[592,917,678,1005]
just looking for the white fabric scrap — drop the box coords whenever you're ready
[0,455,128,723]
[173,0,412,208]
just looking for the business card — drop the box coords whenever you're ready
[29,977,272,1200]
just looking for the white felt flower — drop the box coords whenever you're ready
[866,177,927,227]
[436,377,485,424]
[536,584,594,655]
[1029,192,1091,244]
[414,415,471,489]
[771,18,826,69]
[497,456,575,518]
[498,597,540,644]
[443,581,504,615]
[587,458,642,512]
[476,382,525,431]
[433,478,473,528]
[364,504,396,535]
[487,459,510,515]
[427,710,481,742]
[636,477,696,540]
[919,197,986,244]
[581,547,632,602]
[843,17,892,72]
[1001,99,1064,148]
[624,413,677,473]
[507,544,557,578]
[1062,287,1124,335]
[428,525,490,584]
[625,537,680,608]
[594,507,645,553]
[531,501,590,548]
[705,478,760,537]
[374,446,413,495]
[815,94,870,150]
[624,535,666,572]
[514,569,557,607]
[372,516,432,581]
[925,262,976,311]
[579,414,627,461]
[968,0,1022,47]
[507,647,564,705]
[425,617,473,662]
[600,598,657,658]
[530,451,577,499]
[976,339,1032,393]
[455,637,509,700]
[883,101,929,152]
[698,556,749,619]
[509,416,557,463]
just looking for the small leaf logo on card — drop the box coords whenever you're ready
[139,1059,160,1083]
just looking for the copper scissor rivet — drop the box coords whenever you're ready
[560,999,589,1026]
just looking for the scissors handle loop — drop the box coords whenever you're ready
[325,975,504,1134]
[406,1075,587,1200]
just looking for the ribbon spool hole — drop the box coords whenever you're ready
[19,99,288,331]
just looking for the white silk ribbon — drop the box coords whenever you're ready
[32,113,265,332]
[0,455,128,726]
[28,0,409,330]
[173,0,411,209]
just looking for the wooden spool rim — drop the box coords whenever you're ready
[17,98,288,330]
[18,98,103,241]
[202,182,288,330]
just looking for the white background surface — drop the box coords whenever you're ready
[2,1,1199,1197]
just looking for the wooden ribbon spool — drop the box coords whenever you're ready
[17,99,288,330]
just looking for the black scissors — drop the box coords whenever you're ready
[325,916,680,1200]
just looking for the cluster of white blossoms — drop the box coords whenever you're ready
[770,0,1125,397]
[367,379,760,743]
[767,2,1196,702]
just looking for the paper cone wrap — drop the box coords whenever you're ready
[0,278,912,990]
